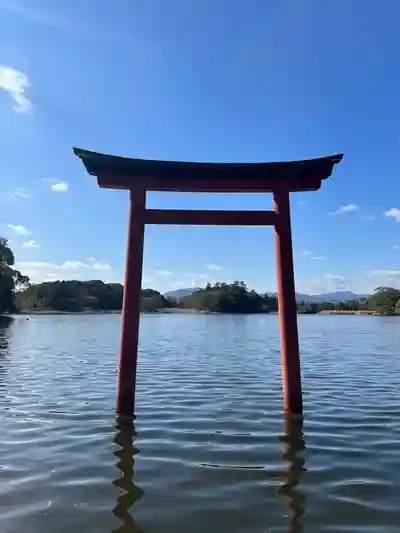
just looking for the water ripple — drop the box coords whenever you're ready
[0,314,400,532]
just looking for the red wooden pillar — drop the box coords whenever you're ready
[273,187,303,415]
[117,186,146,416]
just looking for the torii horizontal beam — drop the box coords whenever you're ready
[145,209,278,226]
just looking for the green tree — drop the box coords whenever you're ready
[0,237,29,313]
[181,281,266,313]
[320,301,335,311]
[16,281,171,313]
[368,287,400,315]
[297,301,320,314]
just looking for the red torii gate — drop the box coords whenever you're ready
[74,148,342,417]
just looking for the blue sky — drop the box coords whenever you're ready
[0,0,399,295]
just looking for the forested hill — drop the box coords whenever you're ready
[16,280,171,312]
[179,281,278,313]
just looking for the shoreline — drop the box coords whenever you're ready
[12,308,391,316]
[317,310,379,316]
[17,309,122,315]
[16,308,206,316]
[16,308,272,316]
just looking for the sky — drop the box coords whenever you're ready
[0,0,399,295]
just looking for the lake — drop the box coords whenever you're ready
[0,314,399,532]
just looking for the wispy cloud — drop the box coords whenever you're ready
[0,65,32,113]
[155,269,173,277]
[51,181,69,193]
[354,269,400,292]
[369,269,400,289]
[303,273,350,294]
[0,0,133,45]
[79,257,111,271]
[7,224,30,236]
[8,187,29,200]
[301,250,325,260]
[321,274,348,287]
[299,267,400,295]
[329,204,360,215]
[16,258,112,283]
[206,263,222,271]
[371,269,400,276]
[0,1,72,31]
[22,239,40,249]
[384,208,400,223]
[83,258,111,271]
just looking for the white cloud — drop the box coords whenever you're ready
[385,208,400,223]
[91,260,111,271]
[57,259,111,271]
[206,263,222,271]
[51,181,69,193]
[369,270,400,289]
[329,204,360,215]
[301,250,325,260]
[320,273,348,286]
[0,66,32,113]
[370,269,400,276]
[297,266,400,295]
[155,269,173,277]
[8,187,29,200]
[16,258,112,284]
[298,273,349,294]
[7,224,30,236]
[22,239,40,249]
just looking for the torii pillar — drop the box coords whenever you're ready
[74,148,343,417]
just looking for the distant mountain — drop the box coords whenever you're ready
[313,291,367,302]
[267,291,367,303]
[164,287,202,300]
[166,288,368,303]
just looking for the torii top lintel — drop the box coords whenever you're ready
[73,148,343,193]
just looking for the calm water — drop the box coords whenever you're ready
[0,314,400,532]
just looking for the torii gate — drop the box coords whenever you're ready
[74,148,342,417]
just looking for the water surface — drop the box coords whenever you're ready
[0,314,399,532]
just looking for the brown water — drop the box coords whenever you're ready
[0,313,400,532]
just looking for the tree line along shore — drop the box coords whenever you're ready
[1,237,400,316]
[6,280,400,317]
